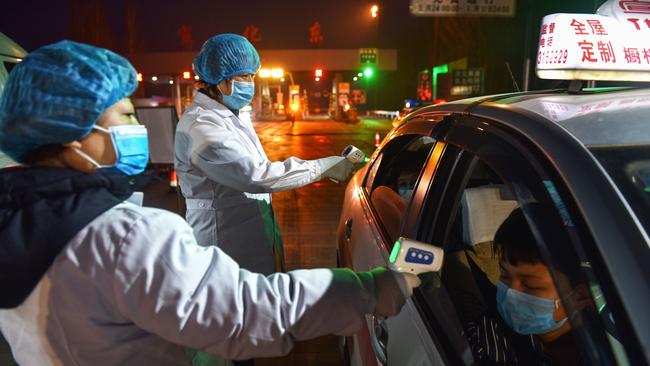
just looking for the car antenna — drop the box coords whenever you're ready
[505,62,520,92]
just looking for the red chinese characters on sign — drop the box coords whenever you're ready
[644,49,650,64]
[539,22,556,48]
[587,19,608,35]
[598,41,617,63]
[571,18,609,35]
[626,18,650,30]
[619,1,650,14]
[624,47,642,63]
[571,19,589,34]
[579,40,598,62]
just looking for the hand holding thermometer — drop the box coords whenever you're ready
[341,145,365,164]
[329,145,365,183]
[389,237,444,275]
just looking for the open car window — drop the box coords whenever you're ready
[410,117,634,365]
[363,135,435,243]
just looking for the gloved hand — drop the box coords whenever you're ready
[315,156,355,182]
[368,267,421,318]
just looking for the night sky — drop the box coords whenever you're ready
[2,0,609,106]
[2,0,414,52]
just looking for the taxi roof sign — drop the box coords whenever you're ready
[536,0,650,81]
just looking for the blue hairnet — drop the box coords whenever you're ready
[0,40,137,163]
[193,34,260,85]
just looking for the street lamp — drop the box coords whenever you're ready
[370,4,379,18]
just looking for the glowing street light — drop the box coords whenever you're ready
[370,4,379,18]
[259,69,272,78]
[151,76,158,81]
[271,68,284,78]
[182,71,191,79]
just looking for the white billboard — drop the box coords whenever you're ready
[410,0,515,17]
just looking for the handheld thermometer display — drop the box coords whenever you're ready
[342,145,365,164]
[389,237,444,275]
[330,145,366,183]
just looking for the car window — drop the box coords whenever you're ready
[363,134,435,243]
[365,135,435,201]
[590,145,650,237]
[411,118,633,365]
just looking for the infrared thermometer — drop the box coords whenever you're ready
[342,145,365,164]
[389,237,444,275]
[330,145,366,183]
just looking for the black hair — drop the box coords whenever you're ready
[196,80,223,102]
[493,206,543,265]
[22,144,66,166]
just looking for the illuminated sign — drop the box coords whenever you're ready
[536,0,650,81]
[338,82,351,94]
[359,48,378,64]
[450,68,484,96]
[410,0,515,17]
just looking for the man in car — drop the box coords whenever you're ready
[465,206,591,365]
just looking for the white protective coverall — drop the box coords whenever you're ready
[174,92,322,274]
[0,202,374,365]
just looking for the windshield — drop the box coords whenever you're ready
[591,146,650,235]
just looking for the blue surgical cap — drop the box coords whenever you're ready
[193,34,260,85]
[0,40,137,163]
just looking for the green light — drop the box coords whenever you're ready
[432,63,449,100]
[363,67,374,78]
[389,240,402,264]
[432,64,449,100]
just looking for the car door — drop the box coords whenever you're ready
[338,114,448,365]
[404,114,642,365]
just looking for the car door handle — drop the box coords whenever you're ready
[344,218,353,239]
[370,316,388,365]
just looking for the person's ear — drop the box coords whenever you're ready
[63,141,83,149]
[218,79,232,96]
[60,140,96,173]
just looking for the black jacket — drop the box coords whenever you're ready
[0,167,136,308]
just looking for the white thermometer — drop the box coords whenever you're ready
[389,237,444,275]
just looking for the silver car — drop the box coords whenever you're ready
[337,87,650,366]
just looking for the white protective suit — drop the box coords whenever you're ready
[0,202,374,365]
[174,92,322,274]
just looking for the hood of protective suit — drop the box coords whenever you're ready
[0,167,139,308]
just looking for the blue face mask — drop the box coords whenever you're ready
[75,125,149,176]
[221,80,255,110]
[496,280,567,335]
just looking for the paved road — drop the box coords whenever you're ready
[143,116,394,365]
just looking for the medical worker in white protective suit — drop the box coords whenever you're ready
[0,40,420,366]
[175,34,356,274]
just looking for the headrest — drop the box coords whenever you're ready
[461,185,518,246]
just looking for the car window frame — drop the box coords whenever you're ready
[412,113,637,365]
[359,114,448,250]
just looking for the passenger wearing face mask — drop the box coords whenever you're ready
[0,40,420,366]
[174,34,355,276]
[464,206,590,366]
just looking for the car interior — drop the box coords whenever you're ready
[366,135,436,243]
[363,131,638,364]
